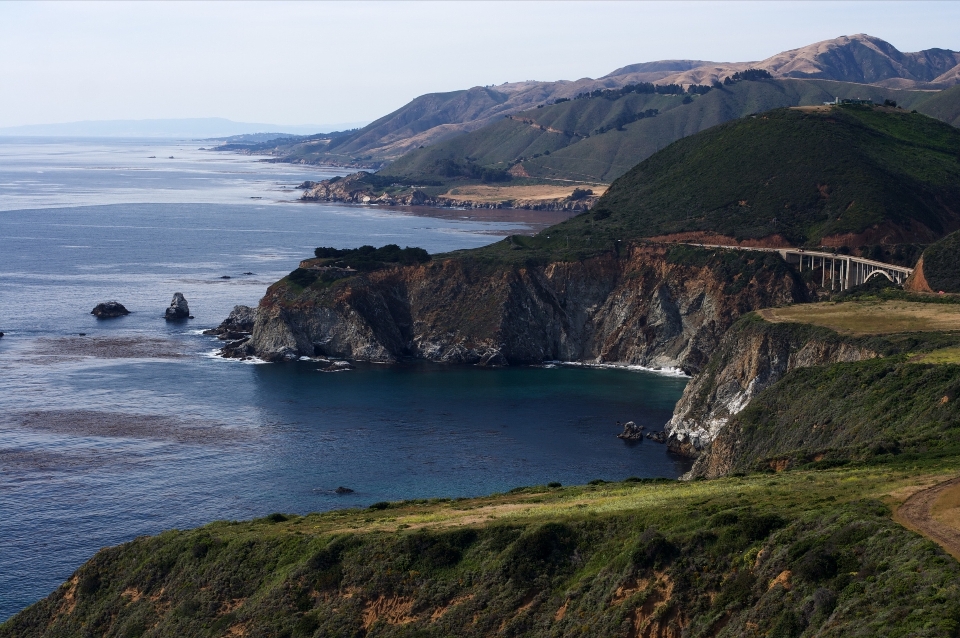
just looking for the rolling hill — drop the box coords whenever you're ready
[380,78,958,184]
[239,35,960,167]
[584,105,960,246]
[462,105,960,262]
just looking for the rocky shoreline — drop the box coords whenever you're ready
[299,173,599,212]
[218,244,809,372]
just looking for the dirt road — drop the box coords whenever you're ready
[896,475,960,560]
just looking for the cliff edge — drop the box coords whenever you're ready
[665,315,877,459]
[231,244,810,373]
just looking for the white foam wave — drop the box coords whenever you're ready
[201,348,269,365]
[548,360,689,377]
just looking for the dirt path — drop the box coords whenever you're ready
[896,475,960,560]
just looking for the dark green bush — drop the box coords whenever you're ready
[503,523,577,584]
[631,528,678,570]
[286,268,319,288]
[312,244,430,271]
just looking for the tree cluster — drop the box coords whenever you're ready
[572,81,714,103]
[313,244,431,271]
[723,68,773,85]
[432,159,511,183]
[594,109,659,135]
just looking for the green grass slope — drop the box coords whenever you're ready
[5,465,960,638]
[592,105,960,246]
[915,85,960,127]
[381,79,955,184]
[379,92,683,182]
[532,79,947,183]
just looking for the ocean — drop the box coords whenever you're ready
[0,137,689,620]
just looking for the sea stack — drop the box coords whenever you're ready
[91,301,130,318]
[164,293,190,320]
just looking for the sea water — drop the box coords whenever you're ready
[0,138,689,620]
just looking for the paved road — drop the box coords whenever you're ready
[897,475,960,560]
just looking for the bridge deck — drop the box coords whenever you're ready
[683,243,913,290]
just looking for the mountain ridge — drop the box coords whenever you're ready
[254,34,960,167]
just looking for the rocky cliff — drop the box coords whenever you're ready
[680,324,960,479]
[664,316,878,470]
[229,245,810,373]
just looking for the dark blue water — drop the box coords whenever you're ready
[0,139,689,620]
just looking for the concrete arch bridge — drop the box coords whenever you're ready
[684,244,913,291]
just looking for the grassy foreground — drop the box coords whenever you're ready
[4,462,960,637]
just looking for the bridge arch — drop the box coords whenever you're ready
[864,269,894,283]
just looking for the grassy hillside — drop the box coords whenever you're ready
[590,105,960,246]
[914,85,960,127]
[451,106,960,268]
[733,354,960,471]
[380,79,957,184]
[5,462,960,638]
[919,230,960,292]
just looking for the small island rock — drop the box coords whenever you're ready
[164,293,190,320]
[91,301,130,318]
[616,421,645,440]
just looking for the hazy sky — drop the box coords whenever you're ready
[1,1,958,128]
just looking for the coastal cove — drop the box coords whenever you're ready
[0,139,690,621]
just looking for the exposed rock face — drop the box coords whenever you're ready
[164,293,190,320]
[904,255,932,292]
[301,173,597,212]
[203,305,257,340]
[91,301,130,318]
[232,245,810,369]
[664,316,877,474]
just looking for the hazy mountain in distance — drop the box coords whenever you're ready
[0,118,369,138]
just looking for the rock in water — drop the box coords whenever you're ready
[646,431,667,443]
[617,421,644,440]
[203,305,256,339]
[91,301,130,318]
[164,293,190,320]
[334,486,354,494]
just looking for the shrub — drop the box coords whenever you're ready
[503,523,577,584]
[631,528,678,570]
